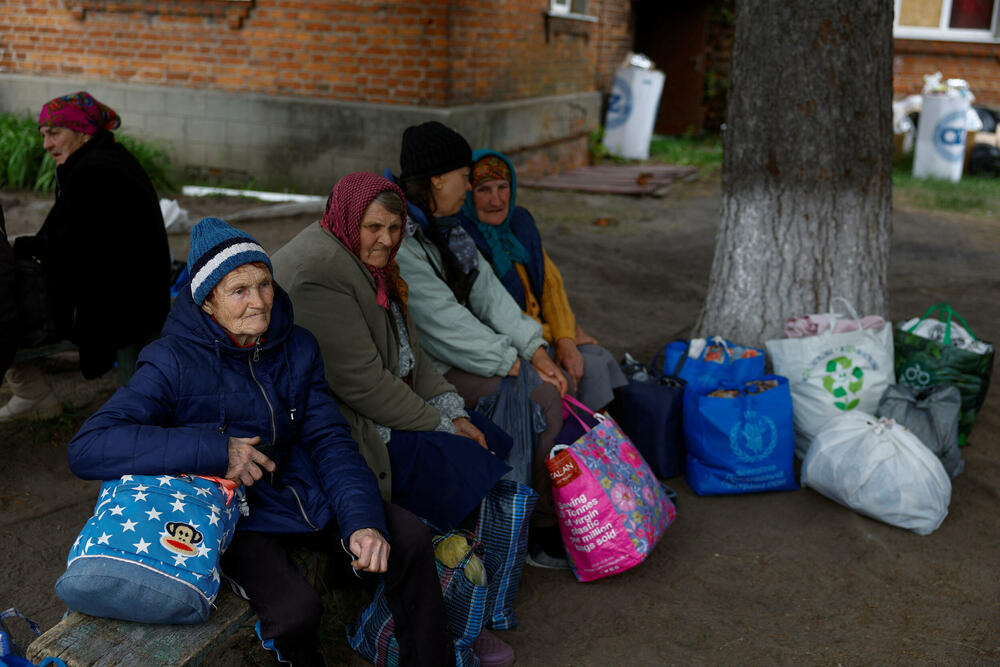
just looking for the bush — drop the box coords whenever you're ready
[0,112,177,194]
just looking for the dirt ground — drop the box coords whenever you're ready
[1,175,998,666]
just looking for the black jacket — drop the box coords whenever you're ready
[15,130,171,378]
[0,205,16,378]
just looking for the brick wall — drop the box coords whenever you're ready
[894,39,1000,109]
[450,2,595,104]
[593,1,633,91]
[0,0,633,107]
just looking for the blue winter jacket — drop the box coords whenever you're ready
[67,283,389,541]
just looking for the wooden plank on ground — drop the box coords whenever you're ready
[520,164,699,195]
[26,590,254,667]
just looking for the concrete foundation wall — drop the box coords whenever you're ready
[1,74,600,193]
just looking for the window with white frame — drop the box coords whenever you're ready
[894,0,1000,42]
[549,0,589,18]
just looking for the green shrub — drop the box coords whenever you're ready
[0,112,177,194]
[0,113,48,190]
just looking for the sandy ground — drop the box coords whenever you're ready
[1,175,998,665]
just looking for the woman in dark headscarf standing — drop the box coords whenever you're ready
[2,92,171,422]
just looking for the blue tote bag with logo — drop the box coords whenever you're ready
[683,375,798,496]
[660,337,765,393]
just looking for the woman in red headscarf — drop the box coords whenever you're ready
[272,172,515,534]
[3,92,171,422]
[274,172,529,665]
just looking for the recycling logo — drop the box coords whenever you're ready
[822,355,864,411]
[900,361,933,388]
[729,410,777,462]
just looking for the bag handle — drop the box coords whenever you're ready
[561,394,602,431]
[193,475,240,506]
[906,302,977,344]
[651,346,666,379]
[828,296,863,333]
[1,607,42,660]
[668,336,733,377]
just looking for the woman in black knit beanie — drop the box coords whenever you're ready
[386,122,574,578]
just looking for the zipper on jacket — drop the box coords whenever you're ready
[246,342,316,532]
[287,485,319,531]
[235,486,250,517]
[248,349,276,450]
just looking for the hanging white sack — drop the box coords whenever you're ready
[801,412,951,535]
[765,297,895,458]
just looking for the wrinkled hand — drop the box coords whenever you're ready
[507,357,521,377]
[225,435,276,487]
[576,325,599,346]
[348,527,390,573]
[555,337,584,388]
[531,347,569,397]
[453,417,489,451]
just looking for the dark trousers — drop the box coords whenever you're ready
[222,502,454,666]
[444,368,564,528]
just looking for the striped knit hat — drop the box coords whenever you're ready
[187,217,272,306]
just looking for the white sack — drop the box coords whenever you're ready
[801,412,951,535]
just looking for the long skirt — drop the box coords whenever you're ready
[555,343,628,411]
[386,410,512,531]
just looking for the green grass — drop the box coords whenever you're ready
[589,126,724,172]
[0,111,177,194]
[893,160,1000,217]
[648,132,724,169]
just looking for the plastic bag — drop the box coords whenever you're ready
[801,412,951,535]
[894,303,994,446]
[877,384,964,478]
[159,199,192,235]
[683,375,798,495]
[766,297,895,458]
[475,365,546,486]
[660,337,765,394]
[548,396,676,582]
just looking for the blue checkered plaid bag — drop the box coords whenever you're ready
[475,480,537,630]
[347,531,483,666]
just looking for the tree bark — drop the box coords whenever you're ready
[695,0,894,347]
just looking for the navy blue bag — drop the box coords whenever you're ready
[683,375,798,495]
[661,337,765,393]
[610,354,687,479]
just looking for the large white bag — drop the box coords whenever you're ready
[801,412,951,535]
[765,298,895,458]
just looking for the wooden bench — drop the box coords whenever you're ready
[26,590,254,667]
[25,551,331,666]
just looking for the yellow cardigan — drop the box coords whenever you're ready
[513,249,576,345]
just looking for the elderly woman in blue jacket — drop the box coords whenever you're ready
[67,218,454,667]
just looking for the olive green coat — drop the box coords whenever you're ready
[272,222,456,500]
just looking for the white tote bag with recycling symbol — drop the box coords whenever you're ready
[765,298,895,459]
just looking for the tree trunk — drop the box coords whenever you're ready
[695,0,894,347]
